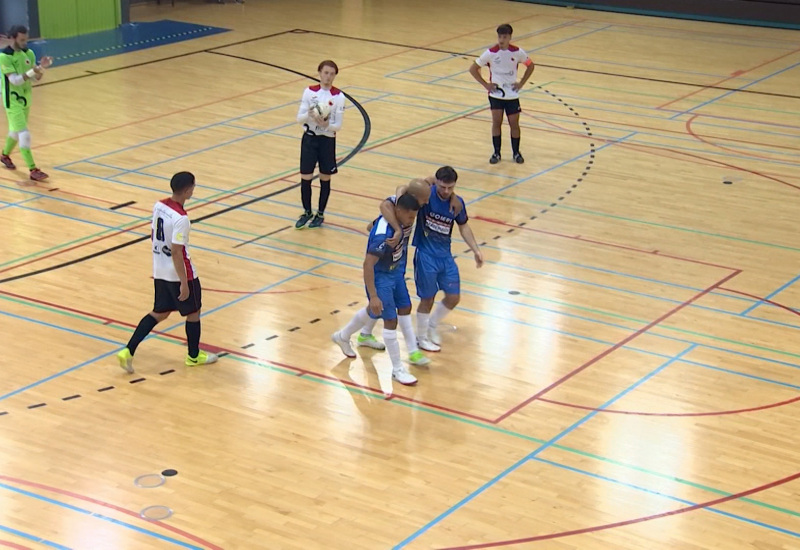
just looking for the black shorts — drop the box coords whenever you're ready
[153,278,202,316]
[489,96,522,116]
[300,131,338,175]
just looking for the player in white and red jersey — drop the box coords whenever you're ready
[295,59,346,230]
[116,171,218,373]
[469,24,536,164]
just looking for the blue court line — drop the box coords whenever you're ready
[0,265,328,402]
[0,196,40,210]
[394,344,696,548]
[681,360,800,391]
[598,25,795,50]
[0,310,122,347]
[384,21,586,78]
[499,109,800,164]
[0,482,204,549]
[531,457,800,539]
[741,273,800,316]
[0,524,71,549]
[0,349,120,402]
[670,60,800,119]
[467,132,637,205]
[427,26,613,85]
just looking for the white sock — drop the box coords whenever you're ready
[360,317,378,336]
[340,308,370,339]
[416,312,430,340]
[383,328,402,371]
[397,314,418,354]
[429,302,453,328]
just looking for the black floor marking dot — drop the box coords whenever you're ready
[330,309,340,314]
[348,301,359,307]
[28,403,46,409]
[265,335,278,340]
[98,386,114,392]
[242,343,254,349]
[62,394,81,401]
[309,318,321,324]
[218,352,230,358]
[162,469,178,477]
[0,411,7,416]
[129,378,146,384]
[493,235,501,240]
[509,290,521,295]
[288,327,300,332]
[160,369,175,376]
[519,222,526,226]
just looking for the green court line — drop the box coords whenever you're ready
[195,217,800,361]
[2,290,797,520]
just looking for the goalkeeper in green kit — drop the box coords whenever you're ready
[0,25,52,181]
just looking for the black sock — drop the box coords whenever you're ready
[127,314,159,355]
[511,137,520,155]
[301,179,312,212]
[492,135,501,154]
[186,320,201,358]
[318,179,331,215]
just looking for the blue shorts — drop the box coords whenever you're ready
[366,272,412,320]
[413,249,460,299]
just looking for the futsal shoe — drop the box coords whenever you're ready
[428,325,442,347]
[489,152,501,164]
[308,213,324,229]
[392,367,418,386]
[117,348,134,374]
[30,168,48,181]
[408,350,430,367]
[332,331,357,358]
[417,337,440,352]
[514,153,524,164]
[0,154,14,169]
[185,350,218,367]
[295,210,314,229]
[357,333,385,350]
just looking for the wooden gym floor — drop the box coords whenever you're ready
[2,0,800,548]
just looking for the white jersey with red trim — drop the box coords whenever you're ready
[475,44,531,100]
[151,198,197,282]
[296,84,346,138]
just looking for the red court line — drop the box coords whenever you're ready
[472,215,738,271]
[685,113,800,169]
[515,111,800,191]
[438,469,800,549]
[0,102,478,276]
[537,394,800,417]
[0,475,222,550]
[493,269,741,423]
[719,287,800,318]
[0,289,496,424]
[656,46,800,110]
[36,15,541,152]
[0,542,32,550]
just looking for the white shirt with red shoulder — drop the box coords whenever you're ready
[475,44,531,100]
[297,84,346,138]
[151,198,197,282]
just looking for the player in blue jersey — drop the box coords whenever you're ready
[332,193,429,386]
[357,174,464,350]
[371,167,482,350]
[413,167,483,348]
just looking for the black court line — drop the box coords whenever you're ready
[232,225,291,248]
[38,29,299,87]
[0,56,372,285]
[297,28,800,101]
[110,200,136,210]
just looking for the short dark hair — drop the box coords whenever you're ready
[497,24,513,36]
[9,25,28,38]
[435,166,458,184]
[170,171,195,193]
[397,193,420,211]
[318,60,339,74]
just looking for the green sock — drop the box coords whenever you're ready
[20,148,34,170]
[3,136,17,156]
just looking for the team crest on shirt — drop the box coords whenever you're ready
[24,59,30,66]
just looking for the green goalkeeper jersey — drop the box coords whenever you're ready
[0,46,36,109]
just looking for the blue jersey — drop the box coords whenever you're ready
[366,216,411,275]
[412,187,468,256]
